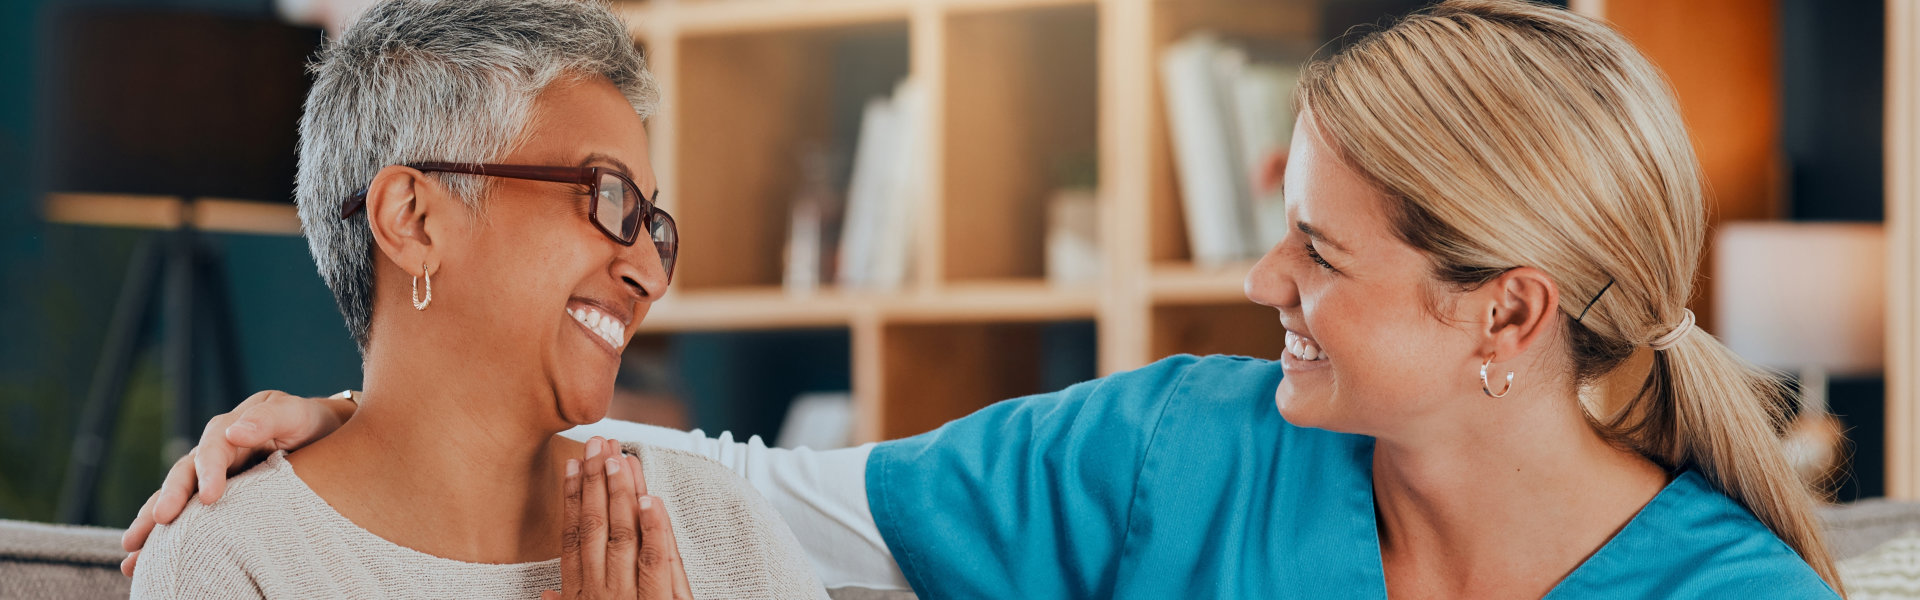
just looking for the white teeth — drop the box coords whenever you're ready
[569,306,626,350]
[1284,330,1326,362]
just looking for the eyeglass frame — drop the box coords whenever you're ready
[338,161,677,280]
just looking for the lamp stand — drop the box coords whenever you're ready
[55,214,245,525]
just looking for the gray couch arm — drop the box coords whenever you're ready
[1821,499,1920,560]
[0,518,131,600]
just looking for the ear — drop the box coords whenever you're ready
[1475,267,1561,362]
[362,165,458,280]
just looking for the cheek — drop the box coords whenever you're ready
[1286,284,1463,423]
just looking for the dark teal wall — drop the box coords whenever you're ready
[0,0,365,524]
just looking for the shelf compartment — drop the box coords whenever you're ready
[1149,301,1284,361]
[869,318,1095,440]
[673,21,911,291]
[941,3,1099,283]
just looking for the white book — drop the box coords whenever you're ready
[1230,61,1300,252]
[869,78,924,291]
[837,94,900,288]
[1161,33,1253,267]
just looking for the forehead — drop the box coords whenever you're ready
[510,76,652,178]
[1283,111,1391,245]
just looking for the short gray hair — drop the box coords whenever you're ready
[296,0,659,353]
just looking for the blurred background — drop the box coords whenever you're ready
[0,0,1904,532]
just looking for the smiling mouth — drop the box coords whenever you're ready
[567,304,628,351]
[1284,330,1327,362]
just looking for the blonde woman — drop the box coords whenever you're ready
[126,1,1841,597]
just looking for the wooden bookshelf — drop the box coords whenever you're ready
[618,0,1821,444]
[619,0,1319,443]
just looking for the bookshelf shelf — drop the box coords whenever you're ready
[878,280,1099,323]
[1148,261,1255,305]
[640,287,859,331]
[641,280,1098,332]
[623,0,1101,38]
[43,193,301,236]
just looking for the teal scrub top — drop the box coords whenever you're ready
[866,354,1838,599]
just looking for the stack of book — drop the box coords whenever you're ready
[1160,32,1303,267]
[784,78,926,294]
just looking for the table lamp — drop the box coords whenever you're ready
[1715,222,1885,498]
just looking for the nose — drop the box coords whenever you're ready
[1244,242,1299,309]
[613,240,671,300]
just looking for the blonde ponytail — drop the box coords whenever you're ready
[1297,0,1843,591]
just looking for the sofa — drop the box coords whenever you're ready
[8,501,1920,599]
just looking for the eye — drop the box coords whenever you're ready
[1304,240,1337,272]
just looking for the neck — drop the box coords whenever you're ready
[1370,381,1668,598]
[289,325,578,564]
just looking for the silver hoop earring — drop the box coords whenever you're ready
[412,265,433,311]
[1480,356,1514,398]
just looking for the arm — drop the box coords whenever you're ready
[122,392,908,591]
[130,508,265,599]
[123,391,354,574]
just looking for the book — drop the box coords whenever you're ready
[837,93,900,288]
[1161,33,1254,267]
[836,77,923,290]
[1229,59,1299,252]
[1160,32,1305,265]
[869,78,924,291]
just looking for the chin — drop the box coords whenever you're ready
[553,386,614,425]
[1273,379,1342,432]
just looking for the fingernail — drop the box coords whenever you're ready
[587,438,603,458]
[227,421,256,436]
[606,457,621,474]
[566,459,579,477]
[639,495,654,509]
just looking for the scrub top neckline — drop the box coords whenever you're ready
[1348,437,1697,599]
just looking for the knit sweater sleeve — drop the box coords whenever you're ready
[130,498,264,600]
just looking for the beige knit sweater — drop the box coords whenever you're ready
[131,443,828,599]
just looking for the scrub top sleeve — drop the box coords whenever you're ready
[865,355,1201,599]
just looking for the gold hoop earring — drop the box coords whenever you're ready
[1480,356,1514,398]
[412,265,433,311]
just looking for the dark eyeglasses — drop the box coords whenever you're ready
[341,162,677,280]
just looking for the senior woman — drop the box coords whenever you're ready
[127,0,827,598]
[127,1,1841,597]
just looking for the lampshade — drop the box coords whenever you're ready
[1713,222,1886,376]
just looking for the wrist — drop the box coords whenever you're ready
[324,390,360,423]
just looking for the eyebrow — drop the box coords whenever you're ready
[578,152,633,176]
[1296,221,1350,254]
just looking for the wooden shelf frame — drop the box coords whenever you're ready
[43,193,302,236]
[1886,0,1918,500]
